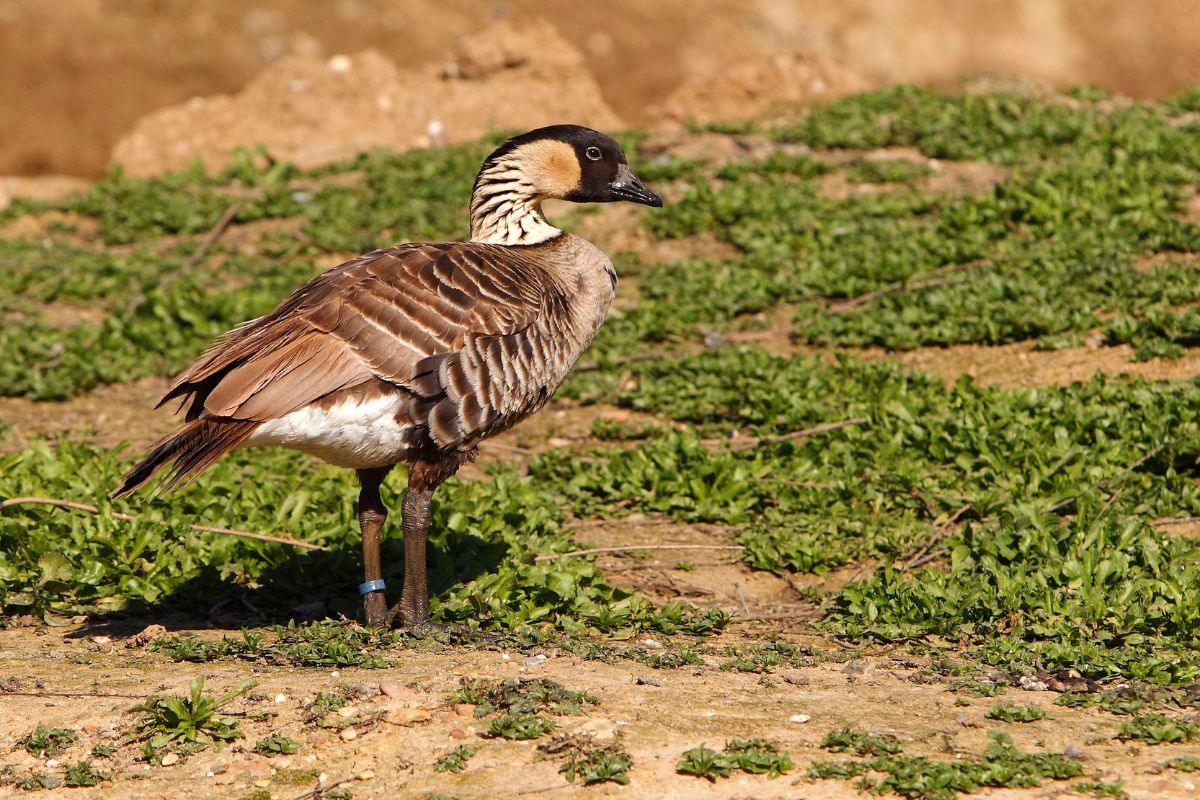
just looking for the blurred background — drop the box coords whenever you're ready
[2,0,1199,182]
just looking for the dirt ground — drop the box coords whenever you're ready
[3,622,1198,800]
[5,0,1200,177]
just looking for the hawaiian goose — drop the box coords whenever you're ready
[112,125,662,628]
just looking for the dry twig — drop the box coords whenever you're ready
[1,495,328,552]
[535,544,743,562]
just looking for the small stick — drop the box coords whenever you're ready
[1,495,328,552]
[751,417,869,448]
[826,258,989,314]
[535,544,743,562]
[0,689,146,699]
[183,204,241,271]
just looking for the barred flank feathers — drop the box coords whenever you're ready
[111,419,260,498]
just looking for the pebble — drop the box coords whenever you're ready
[523,654,548,668]
[641,638,664,649]
[45,759,59,768]
[449,728,468,740]
[254,780,270,788]
[42,776,62,790]
[454,703,475,717]
[160,752,180,766]
[340,727,358,741]
[842,659,875,678]
[338,706,357,718]
[379,680,407,699]
[90,635,112,645]
[274,693,288,703]
[788,714,811,724]
[702,710,717,718]
[1064,743,1085,759]
[318,773,329,783]
[330,671,340,678]
[358,770,375,781]
[636,675,662,687]
[783,674,810,686]
[1018,675,1049,691]
[327,54,352,73]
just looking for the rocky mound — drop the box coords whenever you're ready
[111,17,622,177]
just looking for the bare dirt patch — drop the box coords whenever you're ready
[0,377,175,454]
[2,625,1197,799]
[879,338,1200,389]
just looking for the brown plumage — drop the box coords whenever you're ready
[112,124,663,628]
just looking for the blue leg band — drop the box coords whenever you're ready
[358,579,387,595]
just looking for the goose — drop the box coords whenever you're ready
[112,125,662,628]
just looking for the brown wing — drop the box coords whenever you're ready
[161,243,548,422]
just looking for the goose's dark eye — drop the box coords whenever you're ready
[585,146,602,161]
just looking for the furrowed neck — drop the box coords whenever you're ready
[469,158,563,246]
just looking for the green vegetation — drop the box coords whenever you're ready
[552,739,633,785]
[128,677,255,762]
[676,739,793,780]
[821,727,904,756]
[64,760,110,788]
[984,701,1047,723]
[253,733,301,755]
[1115,713,1200,744]
[1073,781,1129,799]
[19,725,78,757]
[6,85,1200,696]
[451,677,597,742]
[810,731,1081,800]
[434,745,477,774]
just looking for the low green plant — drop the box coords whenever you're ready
[19,725,78,757]
[253,733,300,755]
[985,701,1047,723]
[1115,713,1200,744]
[64,760,110,788]
[486,713,555,740]
[434,745,477,774]
[821,727,903,756]
[676,744,732,781]
[1072,780,1129,798]
[128,677,255,761]
[1166,756,1200,771]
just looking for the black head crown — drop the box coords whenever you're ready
[476,124,663,207]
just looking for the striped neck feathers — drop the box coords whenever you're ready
[469,144,575,246]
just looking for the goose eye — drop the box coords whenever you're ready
[585,146,602,161]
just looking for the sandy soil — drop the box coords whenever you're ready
[2,624,1198,800]
[4,1,1200,176]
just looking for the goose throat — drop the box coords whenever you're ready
[469,161,563,246]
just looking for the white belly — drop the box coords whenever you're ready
[244,394,413,469]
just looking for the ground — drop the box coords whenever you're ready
[5,88,1200,799]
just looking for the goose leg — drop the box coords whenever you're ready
[356,466,393,627]
[388,452,473,628]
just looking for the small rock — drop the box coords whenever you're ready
[358,770,375,781]
[449,728,468,740]
[253,779,270,788]
[41,775,62,790]
[454,703,475,717]
[783,674,810,686]
[318,772,329,783]
[388,706,432,725]
[379,681,413,700]
[160,752,180,766]
[330,671,340,678]
[702,710,717,718]
[546,437,571,447]
[1018,675,1049,691]
[636,675,662,687]
[90,635,113,645]
[127,624,168,647]
[523,654,548,668]
[340,727,358,741]
[842,659,875,678]
[274,693,288,703]
[1064,743,1085,760]
[45,759,59,768]
[353,683,378,697]
[641,638,664,649]
[788,714,811,724]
